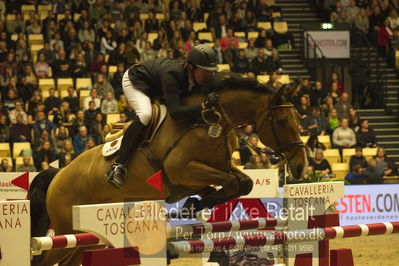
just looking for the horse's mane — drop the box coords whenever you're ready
[209,72,273,95]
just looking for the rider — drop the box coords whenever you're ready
[106,44,219,188]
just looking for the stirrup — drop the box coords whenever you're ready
[106,163,127,189]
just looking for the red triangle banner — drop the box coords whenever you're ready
[146,170,164,198]
[11,172,29,191]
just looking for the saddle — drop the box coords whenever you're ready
[102,103,167,157]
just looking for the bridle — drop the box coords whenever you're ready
[267,104,305,161]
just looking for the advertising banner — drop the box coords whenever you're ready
[305,30,350,59]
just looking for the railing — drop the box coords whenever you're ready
[300,26,329,83]
[353,32,387,111]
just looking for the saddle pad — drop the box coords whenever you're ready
[102,136,123,157]
[101,105,167,158]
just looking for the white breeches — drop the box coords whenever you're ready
[122,70,152,126]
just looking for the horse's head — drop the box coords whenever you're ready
[255,82,307,179]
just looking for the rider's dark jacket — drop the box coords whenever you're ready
[128,58,202,121]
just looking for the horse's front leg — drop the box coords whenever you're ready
[180,160,251,209]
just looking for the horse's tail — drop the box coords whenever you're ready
[28,168,60,237]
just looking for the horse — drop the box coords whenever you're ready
[29,74,307,266]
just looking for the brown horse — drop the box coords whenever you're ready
[29,75,307,266]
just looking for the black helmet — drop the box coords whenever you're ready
[187,44,218,71]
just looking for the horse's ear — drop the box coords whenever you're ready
[287,81,301,99]
[271,84,287,103]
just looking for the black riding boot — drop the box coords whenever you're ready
[106,116,145,188]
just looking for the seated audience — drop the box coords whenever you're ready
[309,149,332,178]
[305,134,326,159]
[239,136,261,165]
[0,158,12,172]
[17,156,37,172]
[73,125,91,155]
[374,147,397,176]
[345,164,366,184]
[349,147,368,170]
[364,159,384,183]
[10,114,31,142]
[332,118,356,149]
[356,119,377,148]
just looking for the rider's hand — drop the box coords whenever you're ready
[203,92,219,109]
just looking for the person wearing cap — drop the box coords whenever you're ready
[106,44,219,188]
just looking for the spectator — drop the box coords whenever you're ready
[90,113,106,144]
[353,9,369,46]
[109,43,127,66]
[140,41,157,62]
[0,115,9,142]
[364,159,384,183]
[374,147,397,176]
[239,135,261,165]
[212,39,224,64]
[223,40,238,67]
[296,96,310,119]
[27,90,43,119]
[101,92,118,114]
[266,49,283,73]
[84,42,98,66]
[78,20,96,43]
[136,32,148,53]
[10,13,25,34]
[310,81,327,107]
[215,15,228,39]
[89,53,106,74]
[322,96,335,117]
[37,42,56,65]
[0,158,12,172]
[244,39,258,61]
[93,74,114,99]
[242,10,258,32]
[348,108,361,130]
[378,19,393,56]
[62,87,80,114]
[34,140,58,171]
[9,100,28,124]
[388,9,399,30]
[83,89,101,111]
[153,30,168,51]
[345,164,365,184]
[53,50,71,78]
[305,134,326,159]
[309,149,332,177]
[264,39,275,57]
[349,147,368,170]
[100,31,117,55]
[346,0,359,22]
[33,111,56,137]
[111,63,125,100]
[238,124,257,144]
[302,107,327,136]
[232,49,251,74]
[73,125,91,155]
[4,88,20,111]
[251,48,268,75]
[255,30,270,48]
[332,118,356,149]
[70,109,86,137]
[334,9,351,24]
[84,101,99,130]
[335,92,353,119]
[71,53,89,78]
[33,128,57,151]
[85,137,97,151]
[244,154,263,169]
[220,28,239,51]
[58,139,76,167]
[356,119,377,148]
[17,156,36,172]
[327,72,344,94]
[17,76,35,104]
[54,125,70,152]
[117,94,130,114]
[44,88,61,115]
[369,6,385,46]
[41,161,50,170]
[157,41,170,59]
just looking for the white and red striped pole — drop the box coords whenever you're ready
[167,216,287,239]
[31,233,104,255]
[168,221,399,257]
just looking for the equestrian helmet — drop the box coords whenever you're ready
[187,44,218,71]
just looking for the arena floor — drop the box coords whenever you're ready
[170,234,399,265]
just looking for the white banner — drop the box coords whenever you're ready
[305,30,350,59]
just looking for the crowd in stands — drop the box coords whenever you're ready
[0,0,396,183]
[320,0,399,67]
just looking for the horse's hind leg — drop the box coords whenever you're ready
[181,160,244,209]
